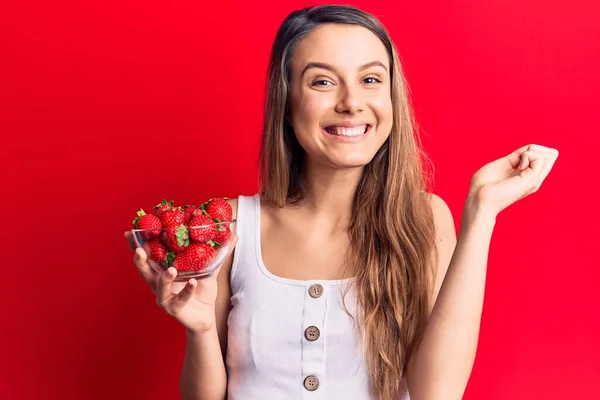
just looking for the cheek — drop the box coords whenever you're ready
[371,95,393,123]
[289,96,323,152]
[291,94,328,133]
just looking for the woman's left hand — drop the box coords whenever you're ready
[468,144,559,218]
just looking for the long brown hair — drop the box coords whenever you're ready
[259,5,437,399]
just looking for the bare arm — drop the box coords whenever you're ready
[180,198,238,400]
[180,253,233,400]
[407,195,492,400]
[406,144,558,399]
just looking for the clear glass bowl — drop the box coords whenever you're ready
[131,220,236,281]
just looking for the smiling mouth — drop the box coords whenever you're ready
[324,124,371,137]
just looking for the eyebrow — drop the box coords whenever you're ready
[300,60,388,77]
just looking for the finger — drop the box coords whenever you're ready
[518,150,549,171]
[526,144,560,156]
[540,151,559,181]
[517,152,529,170]
[519,151,546,175]
[531,149,559,190]
[133,246,158,285]
[507,144,559,169]
[169,278,198,314]
[156,267,176,308]
[506,144,532,169]
[522,149,558,175]
[124,230,137,251]
[518,155,547,198]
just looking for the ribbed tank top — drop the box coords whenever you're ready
[225,194,410,399]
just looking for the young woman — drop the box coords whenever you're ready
[125,5,558,400]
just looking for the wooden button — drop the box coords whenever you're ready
[308,284,324,298]
[304,326,320,341]
[304,375,320,391]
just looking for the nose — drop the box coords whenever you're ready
[335,85,364,115]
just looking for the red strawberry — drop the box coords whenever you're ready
[153,199,174,218]
[161,207,185,228]
[183,206,202,222]
[203,198,233,221]
[145,240,175,268]
[188,214,216,242]
[133,209,162,240]
[160,225,189,253]
[175,243,216,273]
[213,223,231,245]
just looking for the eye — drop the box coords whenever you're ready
[363,76,382,84]
[311,79,334,87]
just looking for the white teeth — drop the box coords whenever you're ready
[326,125,368,136]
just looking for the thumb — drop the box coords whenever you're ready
[499,155,547,205]
[124,230,138,251]
[135,246,148,265]
[518,155,546,193]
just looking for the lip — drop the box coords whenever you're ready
[321,124,373,143]
[323,121,372,129]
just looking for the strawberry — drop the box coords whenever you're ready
[213,222,231,245]
[160,207,185,228]
[132,209,162,240]
[145,240,174,268]
[188,214,216,242]
[203,198,232,221]
[183,206,202,223]
[160,225,189,253]
[175,243,216,273]
[153,199,174,218]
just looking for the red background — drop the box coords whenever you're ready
[1,1,598,399]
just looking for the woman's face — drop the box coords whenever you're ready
[288,23,393,170]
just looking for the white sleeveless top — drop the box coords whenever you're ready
[225,194,410,399]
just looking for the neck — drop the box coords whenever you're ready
[299,161,364,226]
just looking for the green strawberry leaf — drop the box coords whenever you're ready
[132,209,147,226]
[175,225,190,247]
[154,199,174,210]
[200,198,213,210]
[162,251,175,268]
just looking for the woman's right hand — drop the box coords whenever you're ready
[124,231,237,334]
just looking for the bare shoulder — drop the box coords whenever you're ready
[426,193,457,307]
[224,197,239,218]
[427,193,456,239]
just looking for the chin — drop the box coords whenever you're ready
[326,154,376,169]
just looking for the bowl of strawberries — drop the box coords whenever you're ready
[131,197,236,281]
